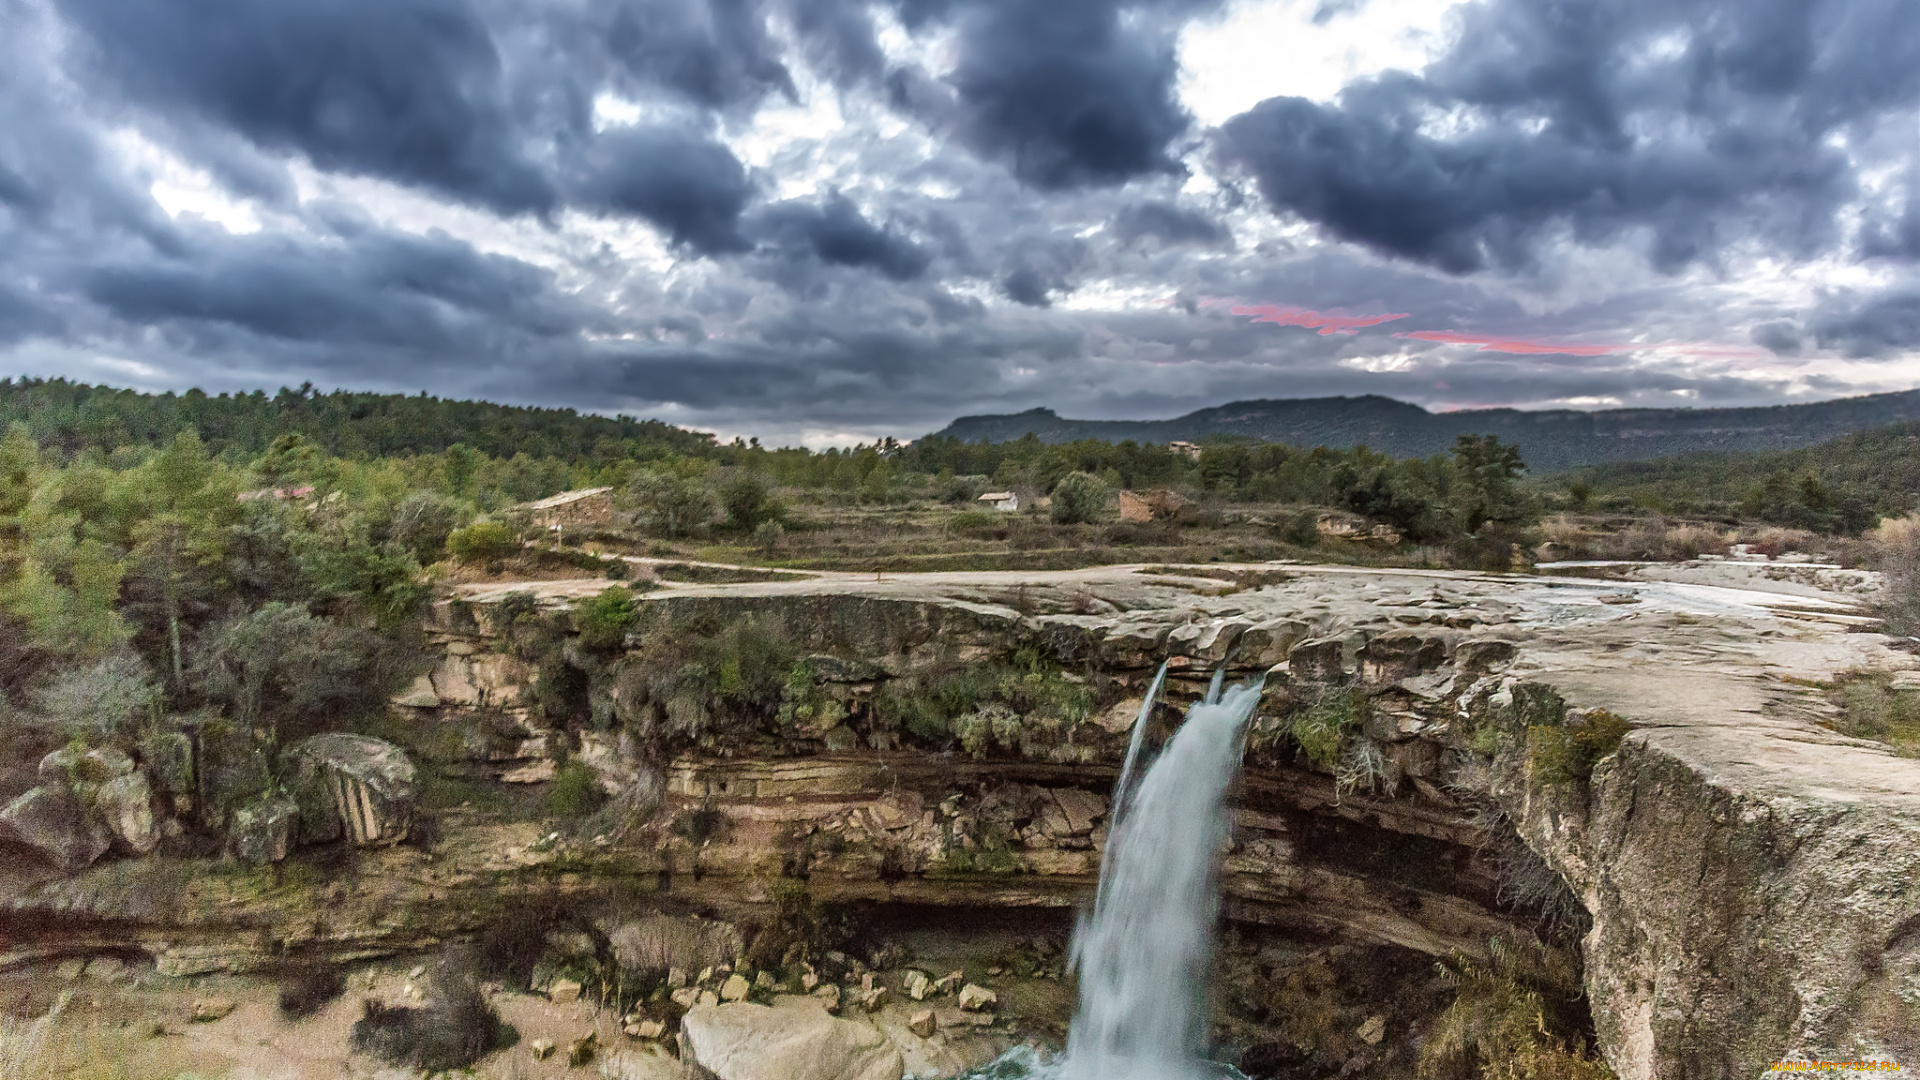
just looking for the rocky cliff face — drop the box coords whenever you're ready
[6,560,1916,1078]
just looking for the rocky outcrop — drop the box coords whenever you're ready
[5,559,1913,1080]
[282,734,415,846]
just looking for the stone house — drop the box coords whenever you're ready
[978,491,1019,512]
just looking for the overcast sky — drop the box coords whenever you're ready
[0,0,1914,446]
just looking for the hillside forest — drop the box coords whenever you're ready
[2,376,1916,788]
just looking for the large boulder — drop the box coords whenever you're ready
[229,792,299,865]
[92,770,159,855]
[281,734,415,846]
[679,999,903,1080]
[0,786,111,871]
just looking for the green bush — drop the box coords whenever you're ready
[628,469,717,538]
[1280,510,1322,547]
[574,586,640,651]
[1050,471,1108,524]
[721,475,780,533]
[547,760,606,818]
[446,520,519,564]
[1528,709,1632,786]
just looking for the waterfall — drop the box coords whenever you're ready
[1059,664,1265,1080]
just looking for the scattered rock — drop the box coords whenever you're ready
[812,984,842,1014]
[935,971,964,995]
[0,786,111,871]
[720,973,751,1002]
[191,997,237,1022]
[1050,789,1105,835]
[907,1009,936,1038]
[671,987,701,1009]
[859,987,889,1013]
[1357,1015,1385,1045]
[627,1019,666,1039]
[549,977,583,1004]
[79,747,136,783]
[903,970,932,1001]
[667,967,689,988]
[800,971,819,991]
[680,1000,905,1080]
[499,760,558,783]
[754,970,776,991]
[1094,698,1147,735]
[957,984,996,1013]
[229,792,299,865]
[568,1032,597,1066]
[530,1038,556,1059]
[392,674,441,708]
[85,957,126,982]
[699,990,719,1007]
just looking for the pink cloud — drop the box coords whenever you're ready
[1212,299,1411,335]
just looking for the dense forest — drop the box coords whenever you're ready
[1562,419,1920,533]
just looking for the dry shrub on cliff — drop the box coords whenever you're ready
[350,957,502,1071]
[1872,515,1920,640]
[1831,671,1920,758]
[1421,938,1612,1080]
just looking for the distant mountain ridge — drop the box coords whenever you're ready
[925,390,1920,473]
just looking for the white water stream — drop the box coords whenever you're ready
[1057,664,1266,1080]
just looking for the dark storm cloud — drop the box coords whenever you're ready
[600,0,796,109]
[752,195,932,281]
[890,0,1205,189]
[782,0,887,89]
[57,0,556,216]
[1112,202,1230,248]
[79,227,584,353]
[1812,288,1920,358]
[0,0,1909,444]
[1862,197,1920,261]
[570,127,755,253]
[1215,0,1917,273]
[1751,320,1805,357]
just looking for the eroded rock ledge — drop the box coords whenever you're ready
[7,561,1917,1077]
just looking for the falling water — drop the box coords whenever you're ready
[1058,663,1266,1080]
